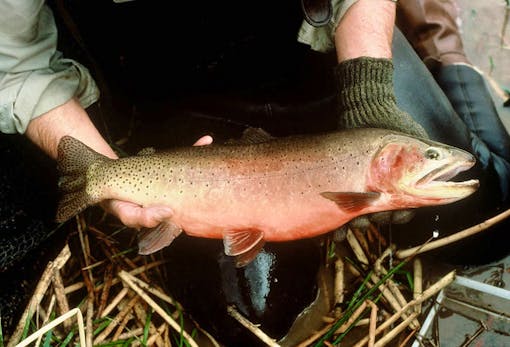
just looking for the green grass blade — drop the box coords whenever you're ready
[21,313,32,340]
[315,258,410,346]
[94,318,113,336]
[60,330,75,347]
[122,337,135,347]
[142,308,153,346]
[0,316,4,347]
[42,328,53,347]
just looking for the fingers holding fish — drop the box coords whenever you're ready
[82,134,212,229]
[100,200,174,230]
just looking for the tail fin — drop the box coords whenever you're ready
[56,136,109,222]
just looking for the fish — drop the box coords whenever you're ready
[56,128,479,266]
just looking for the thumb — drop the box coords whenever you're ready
[102,200,173,229]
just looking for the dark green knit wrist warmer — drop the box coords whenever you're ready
[334,57,428,138]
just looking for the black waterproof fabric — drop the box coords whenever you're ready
[435,64,510,201]
[391,29,510,263]
[0,134,61,333]
[0,135,58,270]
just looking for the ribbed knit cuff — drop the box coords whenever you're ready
[334,57,396,114]
[334,57,428,138]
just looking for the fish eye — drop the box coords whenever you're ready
[425,147,441,160]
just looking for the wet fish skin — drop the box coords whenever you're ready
[56,128,479,265]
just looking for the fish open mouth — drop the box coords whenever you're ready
[414,160,479,198]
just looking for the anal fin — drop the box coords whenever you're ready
[223,229,265,267]
[138,221,183,255]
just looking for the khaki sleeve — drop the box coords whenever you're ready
[0,0,99,134]
[297,0,359,52]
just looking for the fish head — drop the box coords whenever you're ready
[367,133,479,207]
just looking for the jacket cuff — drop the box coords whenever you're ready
[0,54,99,134]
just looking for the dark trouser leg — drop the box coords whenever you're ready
[393,29,471,148]
[395,0,510,202]
[435,65,510,200]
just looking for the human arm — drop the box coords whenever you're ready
[334,0,395,61]
[0,1,212,229]
[26,98,213,229]
[333,0,425,227]
[25,98,117,160]
[0,1,150,228]
[24,97,171,229]
[24,99,166,229]
[333,0,428,138]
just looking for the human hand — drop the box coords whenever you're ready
[101,135,213,229]
[335,57,428,139]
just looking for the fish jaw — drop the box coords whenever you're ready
[368,134,480,207]
[404,157,479,201]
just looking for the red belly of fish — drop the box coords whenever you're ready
[172,190,350,242]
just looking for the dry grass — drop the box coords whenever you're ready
[5,208,509,347]
[5,214,213,347]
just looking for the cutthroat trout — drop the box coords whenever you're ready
[56,128,479,266]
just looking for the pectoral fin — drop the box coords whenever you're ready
[223,229,265,267]
[138,221,183,255]
[320,191,380,213]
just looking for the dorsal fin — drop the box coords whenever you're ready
[225,127,275,145]
[137,147,156,156]
[241,127,275,144]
